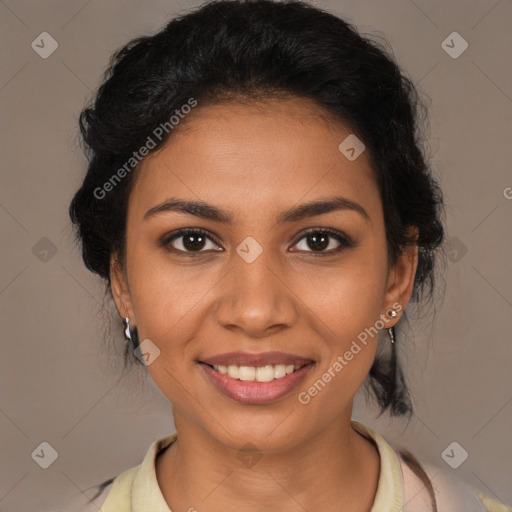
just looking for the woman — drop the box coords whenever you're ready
[69,1,511,510]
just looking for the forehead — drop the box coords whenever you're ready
[129,97,379,218]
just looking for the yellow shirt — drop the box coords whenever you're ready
[98,421,511,511]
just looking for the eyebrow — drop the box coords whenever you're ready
[143,196,370,224]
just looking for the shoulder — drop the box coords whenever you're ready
[98,465,139,511]
[471,488,512,512]
[97,432,177,511]
[398,454,512,512]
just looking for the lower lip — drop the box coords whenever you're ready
[199,363,313,405]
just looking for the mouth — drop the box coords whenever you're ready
[200,362,310,382]
[197,351,315,404]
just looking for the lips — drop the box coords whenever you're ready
[198,351,315,404]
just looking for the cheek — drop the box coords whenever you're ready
[127,245,220,339]
[294,249,388,400]
[294,263,386,416]
[299,252,388,342]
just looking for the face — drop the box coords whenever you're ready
[111,96,417,452]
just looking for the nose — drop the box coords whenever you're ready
[213,247,298,338]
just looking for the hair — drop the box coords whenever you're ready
[69,1,444,507]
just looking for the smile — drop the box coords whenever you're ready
[198,353,314,404]
[209,363,304,382]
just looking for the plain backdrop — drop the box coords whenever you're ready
[1,0,511,510]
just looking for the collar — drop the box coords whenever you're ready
[104,420,404,511]
[351,420,404,511]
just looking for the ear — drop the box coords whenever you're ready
[110,253,136,324]
[381,226,419,325]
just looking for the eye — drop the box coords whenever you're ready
[290,228,353,255]
[162,228,222,254]
[161,227,353,256]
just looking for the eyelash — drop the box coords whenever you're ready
[160,227,353,257]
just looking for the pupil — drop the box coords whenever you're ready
[308,233,328,251]
[184,234,206,251]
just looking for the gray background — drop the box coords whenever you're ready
[1,0,511,510]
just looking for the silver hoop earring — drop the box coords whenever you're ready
[124,316,131,340]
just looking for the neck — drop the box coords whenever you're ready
[156,411,380,512]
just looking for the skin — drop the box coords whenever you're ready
[111,96,418,512]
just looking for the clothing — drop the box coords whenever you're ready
[98,420,511,511]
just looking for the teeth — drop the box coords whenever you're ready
[274,364,287,379]
[238,366,256,381]
[256,365,274,382]
[227,365,239,379]
[213,363,303,382]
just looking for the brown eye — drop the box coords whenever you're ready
[163,228,222,254]
[291,228,352,255]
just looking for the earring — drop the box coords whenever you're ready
[385,308,398,344]
[123,316,140,350]
[124,316,131,340]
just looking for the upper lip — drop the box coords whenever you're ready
[200,351,314,367]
